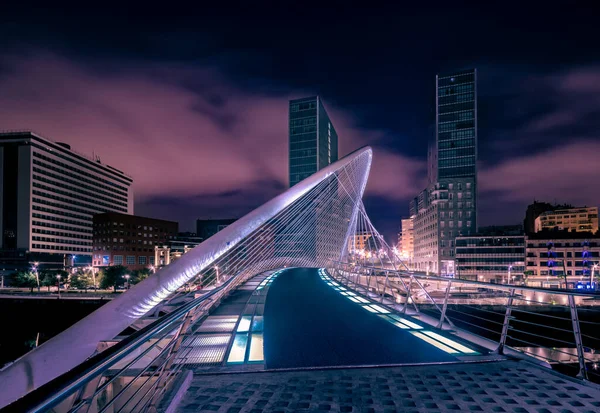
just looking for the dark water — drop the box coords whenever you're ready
[263,268,456,369]
[0,298,106,367]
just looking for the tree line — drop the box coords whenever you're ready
[10,266,152,293]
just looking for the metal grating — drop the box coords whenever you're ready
[195,316,239,333]
[178,334,230,365]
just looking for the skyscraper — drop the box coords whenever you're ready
[288,96,338,187]
[413,69,478,276]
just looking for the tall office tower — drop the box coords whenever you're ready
[0,131,133,268]
[413,69,478,276]
[288,96,338,187]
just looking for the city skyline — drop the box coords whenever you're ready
[0,5,599,242]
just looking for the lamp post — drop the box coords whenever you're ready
[56,274,61,298]
[33,261,40,292]
[124,274,130,290]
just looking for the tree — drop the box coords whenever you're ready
[100,265,128,292]
[131,268,151,285]
[70,269,93,292]
[40,270,68,292]
[13,271,38,292]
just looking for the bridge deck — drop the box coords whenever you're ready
[178,360,600,413]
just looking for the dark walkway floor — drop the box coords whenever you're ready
[263,268,456,369]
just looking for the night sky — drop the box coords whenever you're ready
[1,3,599,242]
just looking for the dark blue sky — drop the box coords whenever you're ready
[1,3,599,241]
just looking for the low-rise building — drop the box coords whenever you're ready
[93,212,178,270]
[455,235,525,283]
[525,233,600,288]
[534,207,598,234]
[155,232,203,267]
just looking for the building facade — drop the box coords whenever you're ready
[455,235,525,283]
[413,69,478,276]
[0,131,133,270]
[525,235,600,288]
[534,207,598,234]
[399,217,415,268]
[288,96,338,187]
[93,212,178,270]
[196,219,237,241]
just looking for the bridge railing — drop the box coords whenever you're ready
[3,268,250,413]
[327,261,600,383]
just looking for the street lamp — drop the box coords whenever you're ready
[86,265,96,289]
[33,261,40,292]
[56,274,61,298]
[124,274,130,290]
[591,263,598,289]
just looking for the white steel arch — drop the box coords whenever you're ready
[0,146,373,408]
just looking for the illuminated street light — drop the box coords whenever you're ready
[32,261,40,292]
[56,274,61,298]
[124,274,131,290]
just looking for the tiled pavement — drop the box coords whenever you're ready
[177,360,600,413]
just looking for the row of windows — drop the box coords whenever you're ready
[456,238,524,247]
[458,266,524,272]
[290,126,317,135]
[32,194,103,218]
[439,165,476,178]
[438,83,474,97]
[33,164,128,207]
[290,101,316,112]
[439,156,475,168]
[529,261,596,267]
[32,220,92,234]
[438,92,475,106]
[33,174,128,212]
[439,110,474,124]
[290,148,317,158]
[290,164,318,174]
[456,248,525,255]
[95,246,156,253]
[32,235,91,245]
[438,121,474,133]
[32,228,91,240]
[438,73,474,87]
[94,222,172,232]
[32,145,131,189]
[32,212,91,228]
[438,147,475,159]
[438,138,475,150]
[93,256,155,266]
[290,117,316,127]
[33,205,89,222]
[94,238,158,245]
[290,156,316,167]
[438,101,475,115]
[32,156,129,200]
[289,139,317,151]
[439,129,475,142]
[32,243,92,253]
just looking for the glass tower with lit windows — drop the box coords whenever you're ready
[288,96,338,187]
[413,69,478,276]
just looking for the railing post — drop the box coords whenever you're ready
[403,275,413,314]
[496,288,515,355]
[568,294,588,380]
[437,280,452,329]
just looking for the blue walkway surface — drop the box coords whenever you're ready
[263,268,456,369]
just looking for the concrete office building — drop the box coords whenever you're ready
[93,212,177,270]
[455,235,526,283]
[412,69,478,275]
[535,207,598,234]
[288,96,338,187]
[525,234,600,289]
[399,217,415,268]
[0,131,133,270]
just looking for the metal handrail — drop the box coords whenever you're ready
[329,260,600,297]
[1,272,242,413]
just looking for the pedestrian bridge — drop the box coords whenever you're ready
[1,147,600,412]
